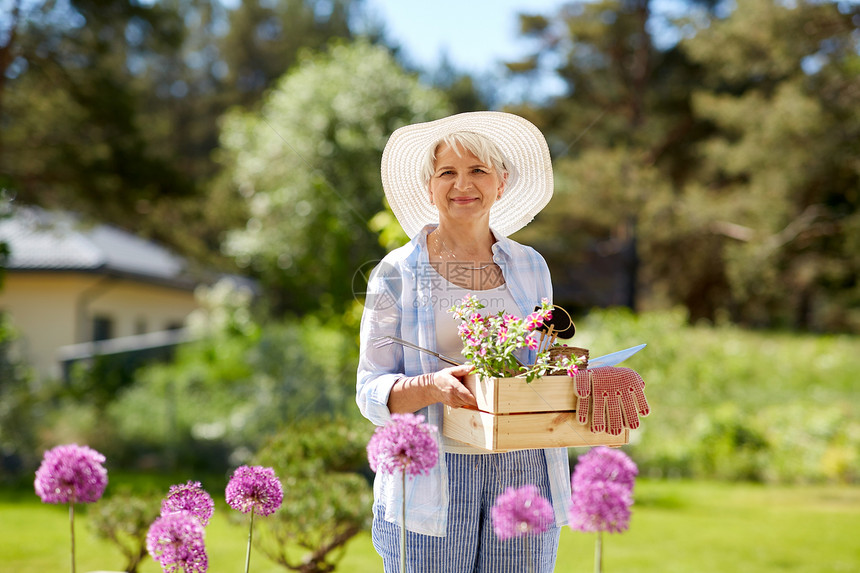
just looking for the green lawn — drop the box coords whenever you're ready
[2,479,858,572]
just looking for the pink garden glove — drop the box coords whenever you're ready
[573,369,592,425]
[573,367,650,435]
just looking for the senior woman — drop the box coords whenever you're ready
[357,111,566,572]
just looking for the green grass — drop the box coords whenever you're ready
[557,480,860,573]
[2,480,858,572]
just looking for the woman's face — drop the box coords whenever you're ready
[428,143,506,229]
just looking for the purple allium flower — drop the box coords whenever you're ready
[161,481,215,526]
[225,465,284,516]
[366,413,439,477]
[569,447,638,534]
[569,480,633,534]
[34,444,108,504]
[571,447,639,491]
[491,484,554,540]
[147,511,208,573]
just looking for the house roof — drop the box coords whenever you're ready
[0,205,196,289]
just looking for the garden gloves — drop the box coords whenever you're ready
[573,367,650,435]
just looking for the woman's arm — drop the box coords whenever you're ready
[387,364,477,414]
[356,260,406,425]
[357,257,477,423]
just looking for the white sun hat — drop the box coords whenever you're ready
[380,111,554,238]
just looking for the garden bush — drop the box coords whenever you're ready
[13,302,860,486]
[246,416,374,572]
[99,311,361,472]
[0,314,40,481]
[88,488,162,573]
[573,308,860,483]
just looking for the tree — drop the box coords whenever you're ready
[0,311,38,481]
[676,0,860,330]
[0,0,368,270]
[219,39,450,315]
[424,53,490,113]
[511,0,860,331]
[510,0,705,314]
[218,0,359,108]
[0,0,192,225]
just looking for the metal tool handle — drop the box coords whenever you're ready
[373,335,464,366]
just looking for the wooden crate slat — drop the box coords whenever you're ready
[462,373,579,414]
[442,406,629,452]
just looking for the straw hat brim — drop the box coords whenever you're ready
[380,111,553,238]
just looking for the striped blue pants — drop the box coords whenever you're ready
[372,449,561,572]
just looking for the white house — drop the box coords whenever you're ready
[0,206,210,380]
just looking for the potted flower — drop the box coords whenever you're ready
[449,294,586,382]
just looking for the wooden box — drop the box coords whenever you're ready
[442,373,629,452]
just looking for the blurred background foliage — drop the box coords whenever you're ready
[249,418,373,571]
[571,308,860,484]
[2,0,857,327]
[0,0,858,535]
[217,39,451,315]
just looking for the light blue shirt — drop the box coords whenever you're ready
[356,224,571,537]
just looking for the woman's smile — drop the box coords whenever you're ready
[450,196,479,204]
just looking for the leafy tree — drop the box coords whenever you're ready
[219,39,450,315]
[424,53,490,113]
[510,0,705,313]
[0,192,8,284]
[676,0,860,330]
[218,0,359,108]
[0,0,192,224]
[0,0,370,270]
[511,0,859,331]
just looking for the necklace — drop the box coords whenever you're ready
[434,231,494,271]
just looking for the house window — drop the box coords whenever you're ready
[135,318,147,335]
[92,315,114,341]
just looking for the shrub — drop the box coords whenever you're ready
[89,490,161,573]
[103,313,359,473]
[572,308,860,484]
[0,314,39,481]
[248,417,374,573]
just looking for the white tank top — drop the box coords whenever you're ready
[430,266,521,453]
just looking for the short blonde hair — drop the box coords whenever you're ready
[421,131,508,185]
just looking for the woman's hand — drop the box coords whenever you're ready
[432,363,478,409]
[387,363,478,414]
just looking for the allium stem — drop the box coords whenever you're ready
[594,531,603,573]
[400,472,406,573]
[244,508,255,573]
[69,502,76,573]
